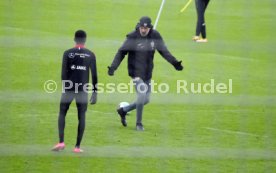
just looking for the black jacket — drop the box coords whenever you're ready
[62,45,98,91]
[110,29,179,81]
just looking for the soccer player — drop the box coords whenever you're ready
[108,16,183,131]
[52,30,98,153]
[193,0,210,42]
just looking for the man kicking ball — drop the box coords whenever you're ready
[108,16,183,131]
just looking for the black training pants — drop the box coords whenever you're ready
[195,0,210,38]
[58,91,88,147]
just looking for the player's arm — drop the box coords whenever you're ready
[90,53,98,104]
[90,54,98,92]
[108,36,132,75]
[155,32,183,71]
[155,32,177,64]
[61,51,68,80]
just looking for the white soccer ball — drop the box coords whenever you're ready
[118,102,131,114]
[119,102,130,108]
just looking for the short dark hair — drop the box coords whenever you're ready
[74,30,86,43]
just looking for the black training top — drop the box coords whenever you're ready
[61,45,97,92]
[110,29,178,81]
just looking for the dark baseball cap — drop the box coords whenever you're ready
[138,16,153,28]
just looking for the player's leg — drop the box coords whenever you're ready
[195,0,202,38]
[204,0,210,10]
[122,102,136,112]
[52,92,74,151]
[117,78,150,128]
[194,0,206,40]
[143,80,151,105]
[58,92,74,142]
[123,80,151,113]
[117,78,138,127]
[74,91,88,152]
[134,79,151,131]
[200,0,210,39]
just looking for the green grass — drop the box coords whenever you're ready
[0,0,276,172]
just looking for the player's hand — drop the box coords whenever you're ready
[90,92,97,104]
[173,61,183,71]
[108,66,114,76]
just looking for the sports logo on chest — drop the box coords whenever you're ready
[72,53,91,58]
[76,66,86,70]
[136,40,155,51]
[137,42,145,49]
[70,65,87,71]
[68,53,75,58]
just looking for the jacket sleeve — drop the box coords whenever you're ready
[61,51,68,80]
[109,35,132,70]
[154,31,178,65]
[90,53,98,91]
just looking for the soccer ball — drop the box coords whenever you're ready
[118,102,131,114]
[119,102,130,108]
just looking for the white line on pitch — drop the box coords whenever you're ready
[204,127,267,138]
[167,109,255,113]
[0,144,275,160]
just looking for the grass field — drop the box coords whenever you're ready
[1,0,276,172]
